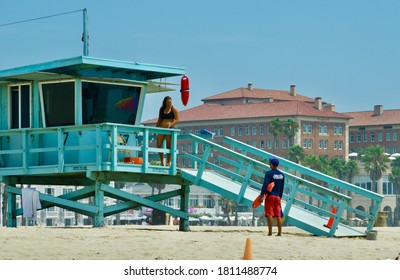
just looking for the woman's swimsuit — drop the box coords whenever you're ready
[160,107,175,119]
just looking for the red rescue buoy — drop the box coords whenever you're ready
[180,75,190,106]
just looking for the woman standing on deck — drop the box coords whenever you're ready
[156,96,179,166]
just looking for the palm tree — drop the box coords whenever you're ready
[270,118,283,154]
[288,145,305,164]
[361,146,390,210]
[346,159,359,185]
[329,158,347,181]
[220,197,234,225]
[389,157,400,226]
[283,119,299,148]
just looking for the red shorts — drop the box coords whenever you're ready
[264,195,281,217]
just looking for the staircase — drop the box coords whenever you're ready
[178,134,384,237]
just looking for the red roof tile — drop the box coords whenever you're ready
[144,101,351,124]
[202,87,315,103]
[345,109,400,126]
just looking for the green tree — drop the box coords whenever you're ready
[346,159,359,184]
[389,157,400,226]
[270,118,283,154]
[288,145,305,164]
[329,158,347,180]
[283,119,299,148]
[220,197,235,226]
[361,146,390,194]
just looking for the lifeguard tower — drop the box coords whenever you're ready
[0,9,384,236]
[0,55,195,230]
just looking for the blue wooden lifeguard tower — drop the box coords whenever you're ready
[0,9,384,236]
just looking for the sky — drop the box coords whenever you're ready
[1,0,400,122]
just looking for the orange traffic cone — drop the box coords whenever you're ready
[324,206,337,228]
[243,238,254,260]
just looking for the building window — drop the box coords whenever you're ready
[334,140,338,150]
[334,124,343,135]
[307,124,312,134]
[260,124,264,135]
[267,140,272,149]
[195,128,199,134]
[282,139,287,149]
[230,126,235,136]
[363,133,367,142]
[260,140,264,149]
[350,133,354,143]
[80,81,141,126]
[303,124,307,133]
[267,125,271,134]
[238,126,242,136]
[181,144,186,153]
[63,188,74,194]
[393,131,397,141]
[181,129,186,135]
[308,139,312,149]
[319,140,323,150]
[386,132,391,141]
[324,140,328,149]
[44,187,55,196]
[339,140,343,150]
[10,84,31,129]
[274,139,279,149]
[357,132,361,143]
[252,141,257,147]
[370,132,375,142]
[252,125,257,135]
[203,195,214,208]
[245,125,250,135]
[303,139,308,148]
[319,124,328,135]
[378,132,383,142]
[189,195,199,207]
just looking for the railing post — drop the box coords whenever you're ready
[96,126,102,170]
[169,130,178,175]
[142,128,149,173]
[194,143,212,185]
[57,128,65,172]
[237,161,254,203]
[22,130,28,172]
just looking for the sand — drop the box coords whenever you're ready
[0,225,399,260]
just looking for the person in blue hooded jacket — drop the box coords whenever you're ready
[261,157,284,236]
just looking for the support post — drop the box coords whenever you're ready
[179,184,190,232]
[93,181,105,227]
[6,185,17,227]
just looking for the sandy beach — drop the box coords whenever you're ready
[0,225,399,260]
